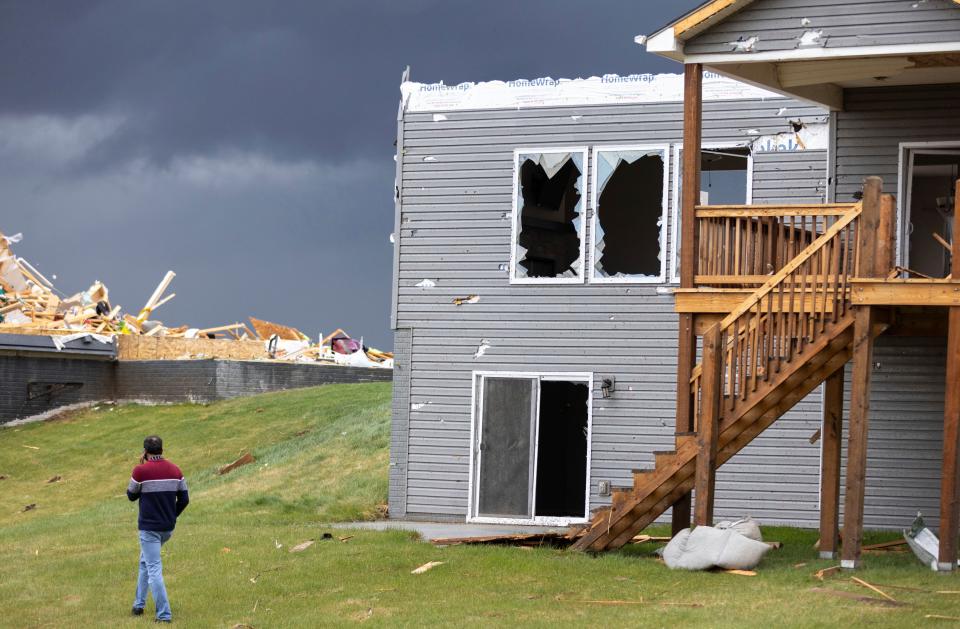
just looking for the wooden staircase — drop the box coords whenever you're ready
[572,203,868,552]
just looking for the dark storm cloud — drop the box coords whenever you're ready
[1,0,700,348]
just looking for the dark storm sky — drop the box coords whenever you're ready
[1,0,700,349]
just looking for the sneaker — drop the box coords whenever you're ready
[131,607,144,616]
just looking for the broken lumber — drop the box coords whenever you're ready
[217,452,255,475]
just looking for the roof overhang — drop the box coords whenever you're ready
[645,1,960,111]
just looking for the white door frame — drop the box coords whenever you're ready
[896,141,960,269]
[670,143,754,283]
[468,371,594,526]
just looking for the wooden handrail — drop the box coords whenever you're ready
[690,202,863,418]
[718,205,861,330]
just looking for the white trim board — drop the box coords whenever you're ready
[510,147,589,285]
[467,371,594,527]
[590,144,671,284]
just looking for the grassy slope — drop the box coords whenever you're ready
[2,383,960,628]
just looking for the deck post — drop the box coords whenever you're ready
[819,369,844,559]
[938,179,960,572]
[672,62,703,535]
[841,176,882,569]
[694,324,721,526]
[876,194,896,276]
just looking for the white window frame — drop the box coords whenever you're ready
[467,370,594,526]
[896,141,960,270]
[510,147,589,285]
[589,144,672,284]
[669,144,754,283]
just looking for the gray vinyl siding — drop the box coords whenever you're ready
[840,337,946,529]
[389,328,413,518]
[391,94,830,524]
[834,84,960,201]
[685,0,960,55]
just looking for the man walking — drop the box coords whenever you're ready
[127,435,189,623]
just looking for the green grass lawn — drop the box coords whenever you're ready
[2,382,960,628]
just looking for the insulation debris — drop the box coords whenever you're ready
[473,339,491,358]
[415,279,437,288]
[453,295,479,306]
[797,29,827,48]
[728,36,758,53]
[0,229,393,367]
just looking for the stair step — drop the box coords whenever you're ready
[653,450,676,468]
[611,486,634,507]
[675,432,697,449]
[632,468,654,492]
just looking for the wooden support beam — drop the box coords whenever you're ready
[938,178,960,572]
[850,279,960,306]
[876,194,896,277]
[841,176,882,570]
[694,324,721,526]
[819,369,844,559]
[672,62,703,536]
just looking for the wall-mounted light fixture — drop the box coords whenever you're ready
[601,376,616,398]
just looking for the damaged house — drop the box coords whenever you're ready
[388,71,832,528]
[391,0,960,572]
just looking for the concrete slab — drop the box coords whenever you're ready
[335,520,568,541]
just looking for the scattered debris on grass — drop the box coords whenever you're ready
[218,452,256,475]
[810,587,903,607]
[631,534,671,544]
[289,540,315,553]
[431,532,571,547]
[22,445,39,450]
[46,475,62,484]
[221,547,232,554]
[926,614,960,620]
[863,539,908,551]
[274,540,282,550]
[793,563,807,569]
[0,475,6,480]
[338,536,354,543]
[724,569,757,576]
[851,577,898,603]
[814,565,841,581]
[555,596,644,605]
[21,503,36,512]
[411,561,444,574]
[295,429,310,437]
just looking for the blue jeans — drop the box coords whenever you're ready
[134,530,173,620]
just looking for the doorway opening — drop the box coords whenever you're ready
[470,373,592,524]
[671,145,752,280]
[904,147,960,278]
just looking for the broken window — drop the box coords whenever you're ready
[671,146,752,281]
[512,150,586,282]
[592,147,669,282]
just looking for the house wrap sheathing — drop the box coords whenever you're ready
[389,72,843,526]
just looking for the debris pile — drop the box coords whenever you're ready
[0,230,392,366]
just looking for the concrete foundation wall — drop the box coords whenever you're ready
[1,357,392,424]
[0,356,116,423]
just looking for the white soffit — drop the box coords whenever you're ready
[777,57,914,88]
